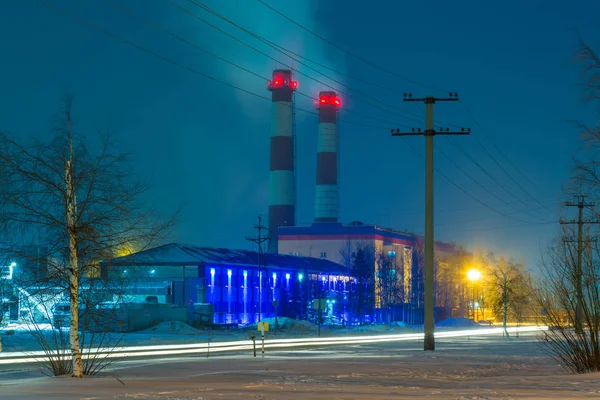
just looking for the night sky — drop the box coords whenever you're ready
[1,0,599,269]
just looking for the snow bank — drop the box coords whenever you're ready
[133,321,200,335]
[436,317,479,328]
[249,317,316,332]
[352,324,391,332]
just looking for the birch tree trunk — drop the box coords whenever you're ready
[65,117,83,378]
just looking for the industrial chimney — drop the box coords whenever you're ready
[314,91,341,223]
[267,69,298,253]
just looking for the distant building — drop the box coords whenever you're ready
[278,222,469,323]
[278,222,459,262]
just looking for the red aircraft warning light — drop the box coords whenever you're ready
[267,69,297,91]
[316,92,341,108]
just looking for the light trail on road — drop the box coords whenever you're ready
[0,325,547,365]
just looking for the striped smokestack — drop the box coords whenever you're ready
[267,69,297,253]
[314,91,341,223]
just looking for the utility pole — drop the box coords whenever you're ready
[392,92,470,351]
[246,215,270,322]
[560,195,598,334]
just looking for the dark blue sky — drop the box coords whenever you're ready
[1,0,599,268]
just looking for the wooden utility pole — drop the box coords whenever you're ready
[392,92,470,351]
[560,195,598,333]
[246,215,270,322]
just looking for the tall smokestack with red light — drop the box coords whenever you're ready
[314,91,341,223]
[267,69,298,253]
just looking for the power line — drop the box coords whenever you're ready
[447,219,558,233]
[176,0,426,126]
[253,0,544,210]
[372,195,558,219]
[103,0,408,129]
[412,102,548,217]
[39,0,552,233]
[36,1,271,103]
[189,0,426,122]
[460,100,542,193]
[37,0,395,135]
[454,117,543,207]
[436,145,527,213]
[260,37,405,95]
[255,0,448,94]
[445,136,543,209]
[435,202,556,228]
[398,136,545,225]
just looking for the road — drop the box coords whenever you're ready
[1,333,599,399]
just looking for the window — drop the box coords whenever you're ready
[320,252,327,258]
[289,252,299,256]
[388,251,396,258]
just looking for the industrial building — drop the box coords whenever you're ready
[102,243,350,326]
[276,222,464,322]
[1,70,474,330]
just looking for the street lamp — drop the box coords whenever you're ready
[467,269,480,321]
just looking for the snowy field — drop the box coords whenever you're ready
[1,332,599,399]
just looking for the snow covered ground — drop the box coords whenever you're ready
[1,332,599,399]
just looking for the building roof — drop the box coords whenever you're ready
[101,243,347,274]
[278,222,458,253]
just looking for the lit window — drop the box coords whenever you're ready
[388,251,396,258]
[298,273,303,282]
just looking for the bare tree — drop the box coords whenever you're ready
[571,33,600,202]
[0,99,173,377]
[536,230,599,373]
[344,242,376,325]
[534,32,600,374]
[481,252,532,336]
[375,251,402,324]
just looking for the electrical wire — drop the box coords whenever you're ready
[410,103,552,221]
[435,202,557,228]
[255,0,449,94]
[100,0,411,130]
[436,145,524,213]
[397,137,546,225]
[445,136,542,209]
[253,0,546,214]
[372,195,558,219]
[174,0,427,126]
[459,100,542,192]
[448,219,558,233]
[38,0,552,232]
[33,0,356,128]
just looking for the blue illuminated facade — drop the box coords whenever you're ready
[103,243,350,325]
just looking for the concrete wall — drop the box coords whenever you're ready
[87,303,187,333]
